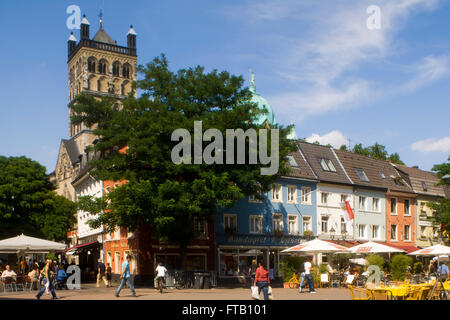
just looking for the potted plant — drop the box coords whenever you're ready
[390,254,413,281]
[279,256,305,288]
[303,230,314,237]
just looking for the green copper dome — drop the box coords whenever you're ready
[248,72,276,126]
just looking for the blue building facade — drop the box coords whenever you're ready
[216,177,317,278]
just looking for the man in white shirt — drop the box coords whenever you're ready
[299,257,316,293]
[0,265,17,281]
[155,262,168,290]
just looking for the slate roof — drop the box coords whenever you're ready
[333,149,414,194]
[93,27,116,45]
[284,146,318,181]
[394,164,445,197]
[297,141,352,185]
[62,139,80,165]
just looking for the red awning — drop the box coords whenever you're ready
[387,244,421,253]
[65,241,98,252]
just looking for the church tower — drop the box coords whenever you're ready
[67,15,138,139]
[54,15,138,202]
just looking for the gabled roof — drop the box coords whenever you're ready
[394,164,445,197]
[297,141,352,185]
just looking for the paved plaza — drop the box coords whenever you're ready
[0,283,352,300]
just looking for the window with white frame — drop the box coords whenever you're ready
[321,192,329,204]
[224,214,237,232]
[433,227,439,238]
[359,196,366,210]
[249,215,262,234]
[272,214,283,232]
[404,200,410,215]
[321,216,329,233]
[272,184,282,202]
[287,185,297,203]
[404,225,411,241]
[372,198,380,212]
[420,202,426,214]
[355,168,369,182]
[301,187,311,204]
[302,216,312,233]
[391,224,397,240]
[288,215,298,234]
[318,158,337,172]
[390,198,397,214]
[358,224,366,238]
[372,225,379,239]
[341,194,349,203]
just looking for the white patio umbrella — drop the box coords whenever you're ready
[347,241,405,254]
[281,238,349,254]
[349,258,368,266]
[281,239,350,266]
[408,244,450,257]
[0,234,66,273]
[0,234,66,252]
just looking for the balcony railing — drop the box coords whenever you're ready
[69,39,137,61]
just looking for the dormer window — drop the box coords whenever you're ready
[286,155,298,167]
[318,158,336,172]
[355,168,369,182]
[421,181,428,191]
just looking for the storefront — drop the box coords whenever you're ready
[216,233,308,278]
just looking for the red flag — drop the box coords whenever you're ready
[345,201,354,221]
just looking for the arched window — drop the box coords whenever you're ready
[112,61,121,77]
[122,63,131,79]
[88,57,97,73]
[98,59,107,74]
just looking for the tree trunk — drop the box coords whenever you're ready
[180,244,188,270]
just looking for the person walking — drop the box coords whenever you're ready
[96,259,109,287]
[248,259,257,286]
[115,255,137,297]
[155,262,168,292]
[300,256,316,293]
[437,262,449,282]
[254,261,270,300]
[36,260,58,300]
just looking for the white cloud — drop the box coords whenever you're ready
[402,55,450,92]
[411,137,450,152]
[225,0,444,121]
[306,130,349,148]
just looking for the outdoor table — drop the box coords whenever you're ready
[372,286,410,300]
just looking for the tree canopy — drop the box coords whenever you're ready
[70,55,295,261]
[428,156,450,243]
[339,142,405,165]
[0,156,76,241]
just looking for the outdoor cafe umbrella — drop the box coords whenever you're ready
[349,258,368,266]
[408,244,450,257]
[0,234,66,272]
[347,241,405,254]
[281,239,349,264]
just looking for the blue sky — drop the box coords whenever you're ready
[0,0,449,173]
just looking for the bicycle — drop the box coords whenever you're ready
[288,273,302,288]
[157,276,165,293]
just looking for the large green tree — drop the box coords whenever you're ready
[428,156,450,243]
[71,55,295,266]
[0,156,76,241]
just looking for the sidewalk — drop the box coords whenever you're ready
[0,284,352,300]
